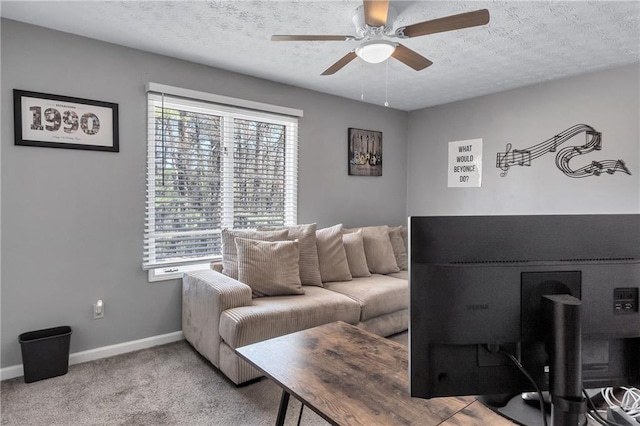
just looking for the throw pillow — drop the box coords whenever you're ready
[221,229,289,279]
[234,237,304,298]
[344,225,399,274]
[316,224,352,283]
[257,223,323,286]
[342,229,371,278]
[400,226,408,252]
[388,226,408,271]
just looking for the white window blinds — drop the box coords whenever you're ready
[144,86,299,270]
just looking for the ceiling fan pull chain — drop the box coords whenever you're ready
[384,59,389,107]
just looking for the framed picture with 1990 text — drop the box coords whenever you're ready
[14,89,119,152]
[348,128,382,176]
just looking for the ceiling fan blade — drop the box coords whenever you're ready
[363,0,390,27]
[396,9,490,38]
[271,35,354,41]
[321,51,358,75]
[391,44,433,71]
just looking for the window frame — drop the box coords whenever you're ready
[144,84,301,280]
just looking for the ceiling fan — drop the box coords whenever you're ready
[271,0,490,75]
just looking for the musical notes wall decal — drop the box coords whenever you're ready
[496,124,631,178]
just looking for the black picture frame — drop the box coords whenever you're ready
[14,89,119,152]
[348,127,382,176]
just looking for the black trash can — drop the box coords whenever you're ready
[19,326,72,383]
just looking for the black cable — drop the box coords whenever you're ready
[498,349,548,426]
[583,389,607,425]
[582,388,627,426]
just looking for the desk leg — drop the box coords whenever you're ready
[276,390,290,426]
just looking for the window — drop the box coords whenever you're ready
[143,84,300,272]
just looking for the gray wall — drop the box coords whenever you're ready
[1,19,408,367]
[407,64,640,216]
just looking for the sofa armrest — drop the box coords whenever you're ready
[182,269,252,368]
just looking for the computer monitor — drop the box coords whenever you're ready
[409,214,640,426]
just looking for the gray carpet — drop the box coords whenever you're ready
[1,332,407,426]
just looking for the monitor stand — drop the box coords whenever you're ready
[481,392,549,426]
[482,294,588,426]
[482,389,600,426]
[542,294,587,426]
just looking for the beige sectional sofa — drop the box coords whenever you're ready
[182,223,408,385]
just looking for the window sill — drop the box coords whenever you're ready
[147,263,212,282]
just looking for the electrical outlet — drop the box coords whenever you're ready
[93,300,104,319]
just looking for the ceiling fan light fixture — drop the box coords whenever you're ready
[355,40,396,63]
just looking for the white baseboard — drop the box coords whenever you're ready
[1,330,184,381]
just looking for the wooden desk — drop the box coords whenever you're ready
[236,321,514,425]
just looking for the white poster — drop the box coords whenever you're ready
[448,138,482,187]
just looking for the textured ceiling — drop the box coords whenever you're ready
[1,1,639,111]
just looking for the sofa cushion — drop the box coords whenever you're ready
[316,224,352,283]
[387,270,408,280]
[221,229,289,279]
[357,309,409,338]
[219,286,361,348]
[235,238,304,298]
[323,274,408,322]
[258,223,323,287]
[388,226,408,271]
[342,230,371,278]
[344,226,399,275]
